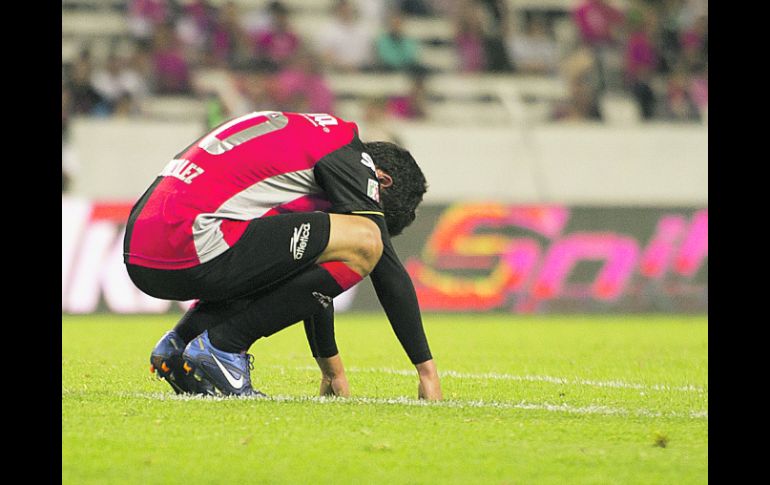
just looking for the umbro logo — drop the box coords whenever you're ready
[360,152,376,174]
[290,223,311,260]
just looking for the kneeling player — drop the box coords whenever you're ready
[123,111,443,400]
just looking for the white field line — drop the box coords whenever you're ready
[130,392,707,420]
[271,365,707,394]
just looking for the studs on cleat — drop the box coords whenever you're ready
[183,362,192,374]
[161,362,170,373]
[150,365,156,374]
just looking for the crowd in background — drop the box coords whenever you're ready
[62,0,708,189]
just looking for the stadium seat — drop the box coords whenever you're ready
[140,97,207,121]
[62,11,129,37]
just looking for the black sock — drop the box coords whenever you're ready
[173,299,251,344]
[207,265,346,352]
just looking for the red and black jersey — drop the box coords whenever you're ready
[124,111,384,270]
[124,110,432,365]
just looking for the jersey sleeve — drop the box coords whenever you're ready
[313,135,385,216]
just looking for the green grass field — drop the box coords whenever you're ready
[62,314,708,484]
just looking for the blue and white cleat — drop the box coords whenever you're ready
[182,331,267,397]
[150,330,214,396]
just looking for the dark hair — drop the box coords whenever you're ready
[363,141,427,236]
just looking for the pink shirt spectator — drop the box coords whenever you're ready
[456,32,486,72]
[625,31,657,81]
[680,28,705,53]
[129,0,168,24]
[153,49,190,93]
[254,30,300,65]
[128,0,169,38]
[271,69,334,113]
[211,27,235,64]
[184,0,216,33]
[573,0,624,46]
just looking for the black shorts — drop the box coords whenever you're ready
[126,212,330,302]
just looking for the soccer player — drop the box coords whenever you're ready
[124,111,443,400]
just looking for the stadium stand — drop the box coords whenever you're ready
[62,0,707,192]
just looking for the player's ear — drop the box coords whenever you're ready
[376,169,393,188]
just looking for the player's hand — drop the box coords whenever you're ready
[415,359,443,401]
[316,354,350,397]
[320,373,350,397]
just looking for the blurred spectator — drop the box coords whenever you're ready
[268,50,335,113]
[562,46,600,87]
[113,93,141,118]
[376,11,420,72]
[455,1,487,72]
[551,78,603,122]
[62,83,71,134]
[252,1,301,69]
[657,0,685,74]
[505,14,559,75]
[689,63,707,119]
[316,0,374,72]
[128,0,171,40]
[624,8,658,120]
[679,14,707,70]
[573,0,624,47]
[573,0,625,91]
[665,65,700,121]
[151,23,192,94]
[476,0,512,72]
[209,1,253,69]
[677,0,708,29]
[90,53,149,113]
[386,72,428,119]
[66,49,107,115]
[176,0,217,57]
[127,45,155,93]
[552,47,603,121]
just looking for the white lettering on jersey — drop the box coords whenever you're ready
[300,113,339,133]
[159,159,205,185]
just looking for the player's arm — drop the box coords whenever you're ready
[314,132,441,399]
[303,305,350,397]
[366,216,443,400]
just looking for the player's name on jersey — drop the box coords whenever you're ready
[159,158,205,185]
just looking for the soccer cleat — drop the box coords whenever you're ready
[150,330,215,396]
[182,331,267,397]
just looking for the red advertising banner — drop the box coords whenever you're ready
[62,198,707,314]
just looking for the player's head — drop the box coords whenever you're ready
[363,141,427,236]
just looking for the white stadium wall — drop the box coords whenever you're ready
[67,118,707,205]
